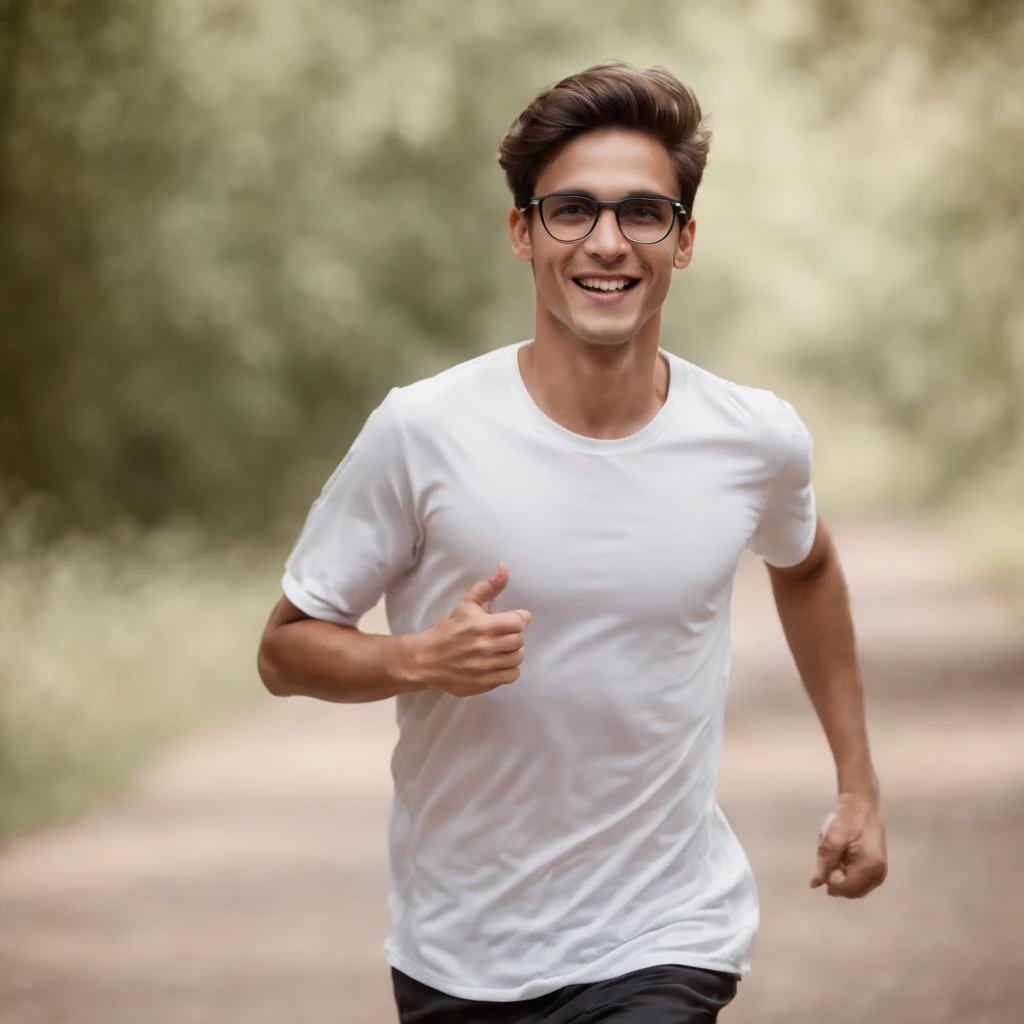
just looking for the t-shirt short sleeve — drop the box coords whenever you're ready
[282,388,420,625]
[749,399,818,568]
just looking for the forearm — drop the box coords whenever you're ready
[769,548,877,796]
[258,613,425,704]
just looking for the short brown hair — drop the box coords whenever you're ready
[498,62,712,216]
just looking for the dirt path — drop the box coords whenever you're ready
[2,520,1022,1023]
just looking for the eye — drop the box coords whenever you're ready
[620,198,674,226]
[542,197,596,221]
[623,202,663,221]
[552,203,588,217]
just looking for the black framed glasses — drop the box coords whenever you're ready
[520,192,687,244]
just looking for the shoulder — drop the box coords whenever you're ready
[386,343,516,438]
[670,354,807,460]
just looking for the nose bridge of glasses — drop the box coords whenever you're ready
[591,202,630,245]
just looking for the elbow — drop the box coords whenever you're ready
[257,634,292,697]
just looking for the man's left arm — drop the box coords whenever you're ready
[767,518,889,899]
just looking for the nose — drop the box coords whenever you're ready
[582,206,632,261]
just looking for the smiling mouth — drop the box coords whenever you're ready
[572,277,640,293]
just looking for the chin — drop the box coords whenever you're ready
[570,319,642,347]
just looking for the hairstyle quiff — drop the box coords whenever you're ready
[498,62,711,216]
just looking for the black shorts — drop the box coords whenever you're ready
[392,963,740,1023]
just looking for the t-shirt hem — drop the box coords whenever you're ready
[383,947,747,1002]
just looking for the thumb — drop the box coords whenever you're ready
[461,562,509,612]
[811,814,845,889]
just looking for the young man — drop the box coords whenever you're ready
[257,62,888,1023]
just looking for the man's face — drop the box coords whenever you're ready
[509,128,696,347]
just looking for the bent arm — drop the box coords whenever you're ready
[257,597,423,704]
[766,519,877,797]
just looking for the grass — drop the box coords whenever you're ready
[0,530,281,844]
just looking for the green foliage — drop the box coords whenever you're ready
[779,0,1024,501]
[1,0,1021,538]
[0,0,683,538]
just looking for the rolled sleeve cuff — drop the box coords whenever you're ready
[761,500,818,569]
[281,572,361,626]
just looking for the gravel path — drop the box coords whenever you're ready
[2,520,1022,1023]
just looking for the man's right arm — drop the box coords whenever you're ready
[257,596,424,704]
[257,562,531,704]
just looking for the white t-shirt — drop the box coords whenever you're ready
[283,340,817,1001]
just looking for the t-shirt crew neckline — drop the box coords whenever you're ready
[502,339,685,455]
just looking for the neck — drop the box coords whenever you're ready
[519,311,669,440]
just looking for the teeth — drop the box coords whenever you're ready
[578,278,633,292]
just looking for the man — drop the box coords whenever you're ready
[257,61,888,1023]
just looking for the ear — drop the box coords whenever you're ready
[509,207,534,263]
[673,218,696,271]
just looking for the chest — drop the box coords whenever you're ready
[415,439,762,625]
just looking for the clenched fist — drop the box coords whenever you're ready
[405,563,532,697]
[810,792,888,898]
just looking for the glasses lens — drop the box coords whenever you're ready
[619,198,675,243]
[540,196,598,241]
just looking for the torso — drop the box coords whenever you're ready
[378,341,796,1000]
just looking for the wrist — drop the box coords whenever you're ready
[837,769,880,802]
[390,631,432,694]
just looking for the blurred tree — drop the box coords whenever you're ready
[3,0,1020,540]
[0,0,199,534]
[0,0,687,540]
[777,0,1024,500]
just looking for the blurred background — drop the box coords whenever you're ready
[1,1,1022,1021]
